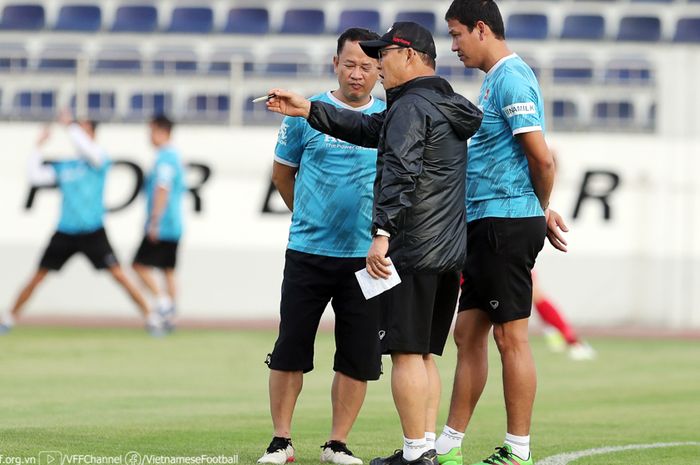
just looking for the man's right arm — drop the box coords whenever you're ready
[28,126,57,186]
[271,161,297,212]
[307,101,385,148]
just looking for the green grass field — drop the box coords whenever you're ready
[1,328,699,464]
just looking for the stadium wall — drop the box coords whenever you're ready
[2,123,700,329]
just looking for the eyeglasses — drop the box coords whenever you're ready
[378,46,404,61]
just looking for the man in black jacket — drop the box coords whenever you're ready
[266,22,483,465]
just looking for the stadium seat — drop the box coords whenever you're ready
[0,44,28,72]
[436,64,476,80]
[13,90,55,119]
[167,7,213,34]
[70,92,116,120]
[337,9,380,34]
[54,5,101,32]
[207,48,255,75]
[507,14,548,40]
[617,16,661,42]
[560,14,605,40]
[673,18,700,43]
[37,46,80,72]
[111,5,158,32]
[552,58,594,82]
[243,93,282,125]
[394,11,436,33]
[630,0,673,3]
[552,100,578,119]
[94,47,142,73]
[224,8,269,34]
[605,59,652,84]
[129,92,172,119]
[280,9,325,34]
[153,48,198,74]
[186,94,229,121]
[593,101,635,125]
[264,52,312,76]
[0,4,45,30]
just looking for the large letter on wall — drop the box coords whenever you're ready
[573,170,621,221]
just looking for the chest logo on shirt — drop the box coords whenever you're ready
[277,122,289,146]
[323,134,361,151]
[483,88,490,101]
[502,102,536,119]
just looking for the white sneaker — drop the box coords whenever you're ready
[258,438,295,464]
[320,441,362,465]
[543,328,566,353]
[569,341,596,361]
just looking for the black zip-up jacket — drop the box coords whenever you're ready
[307,76,483,273]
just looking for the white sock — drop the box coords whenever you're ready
[1,312,15,327]
[403,436,428,462]
[425,432,436,451]
[147,312,162,327]
[505,433,530,460]
[435,425,464,455]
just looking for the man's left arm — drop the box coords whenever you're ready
[148,162,174,242]
[516,130,554,211]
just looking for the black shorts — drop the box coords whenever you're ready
[39,228,118,271]
[379,271,460,356]
[267,249,382,381]
[459,216,546,323]
[133,237,179,269]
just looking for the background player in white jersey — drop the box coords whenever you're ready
[257,28,385,465]
[433,2,569,465]
[0,110,158,335]
[132,115,186,331]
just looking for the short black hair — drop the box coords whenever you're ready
[445,0,506,40]
[337,27,381,56]
[150,114,174,133]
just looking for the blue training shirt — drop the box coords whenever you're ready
[52,158,110,234]
[145,146,186,241]
[274,91,386,258]
[467,53,546,222]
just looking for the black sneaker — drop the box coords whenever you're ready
[257,436,295,464]
[370,449,437,465]
[320,440,363,464]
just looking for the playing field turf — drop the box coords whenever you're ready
[1,328,699,464]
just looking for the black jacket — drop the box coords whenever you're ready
[307,76,483,273]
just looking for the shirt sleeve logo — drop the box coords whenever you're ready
[502,102,536,118]
[277,122,289,146]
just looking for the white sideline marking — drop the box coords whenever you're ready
[537,442,700,465]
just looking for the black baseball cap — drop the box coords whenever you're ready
[359,21,437,60]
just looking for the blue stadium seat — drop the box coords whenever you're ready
[674,18,700,43]
[630,0,672,3]
[0,44,28,72]
[243,93,282,125]
[70,92,116,120]
[167,7,213,34]
[552,58,594,82]
[37,45,81,72]
[337,9,380,33]
[280,9,325,34]
[507,14,548,40]
[94,47,142,73]
[436,64,476,79]
[264,52,312,76]
[605,59,652,84]
[207,49,255,75]
[552,100,578,119]
[186,94,229,121]
[153,48,198,74]
[112,5,158,32]
[129,92,172,118]
[0,4,45,30]
[617,16,661,42]
[395,11,436,33]
[593,101,635,123]
[560,14,605,40]
[54,5,101,32]
[224,8,269,34]
[13,90,55,119]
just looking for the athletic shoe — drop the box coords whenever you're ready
[437,447,462,465]
[158,304,176,333]
[320,440,363,464]
[370,449,437,465]
[470,445,532,465]
[568,341,596,361]
[0,323,12,335]
[258,437,295,464]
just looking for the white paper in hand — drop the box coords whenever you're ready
[355,259,401,300]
